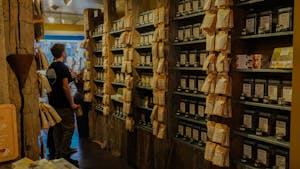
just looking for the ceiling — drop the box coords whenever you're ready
[45,0,103,14]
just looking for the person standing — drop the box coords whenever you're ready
[46,43,79,165]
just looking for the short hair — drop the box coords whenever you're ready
[51,43,65,59]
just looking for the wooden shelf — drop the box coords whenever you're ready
[92,34,103,39]
[95,107,103,113]
[111,48,124,52]
[94,65,104,69]
[235,131,290,148]
[136,105,153,111]
[173,138,205,151]
[110,29,125,35]
[239,101,291,111]
[136,124,153,133]
[136,86,153,91]
[238,31,293,39]
[136,66,153,70]
[175,115,206,126]
[174,67,204,71]
[111,98,123,104]
[236,0,293,7]
[173,39,206,46]
[94,79,105,83]
[173,91,206,99]
[236,68,292,73]
[235,161,262,169]
[135,23,154,30]
[174,11,205,21]
[136,45,152,50]
[112,113,126,121]
[236,0,264,6]
[95,94,104,99]
[93,50,102,54]
[111,65,122,69]
[111,82,126,87]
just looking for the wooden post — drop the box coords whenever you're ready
[290,1,300,168]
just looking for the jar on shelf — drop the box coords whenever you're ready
[255,144,272,168]
[274,149,289,169]
[267,79,281,104]
[241,139,256,163]
[189,75,197,93]
[144,33,149,45]
[275,114,290,141]
[184,0,192,14]
[189,50,197,67]
[240,109,257,132]
[258,11,273,34]
[179,99,187,115]
[178,75,188,91]
[197,76,206,93]
[149,10,153,23]
[144,11,150,24]
[189,100,197,117]
[197,101,206,119]
[276,7,293,32]
[179,51,188,67]
[245,13,257,35]
[241,78,254,100]
[184,25,192,41]
[192,0,200,12]
[253,79,267,102]
[185,124,192,141]
[257,112,274,136]
[200,127,207,146]
[140,54,146,66]
[140,33,145,46]
[176,122,185,138]
[139,12,144,25]
[146,53,152,66]
[177,26,185,42]
[192,125,200,144]
[177,1,185,16]
[199,52,206,66]
[192,23,201,40]
[281,80,292,106]
[148,32,154,45]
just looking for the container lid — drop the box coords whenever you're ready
[275,148,289,156]
[244,139,256,146]
[257,143,271,150]
[278,7,293,13]
[268,79,281,84]
[243,78,254,83]
[0,104,19,163]
[260,11,273,16]
[275,114,289,120]
[246,13,258,18]
[258,111,272,117]
[244,109,256,114]
[255,79,267,83]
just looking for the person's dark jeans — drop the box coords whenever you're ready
[53,108,75,158]
[74,92,90,138]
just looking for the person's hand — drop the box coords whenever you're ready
[71,71,78,79]
[71,104,79,109]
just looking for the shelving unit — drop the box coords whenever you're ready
[110,29,125,35]
[173,138,205,151]
[110,65,122,69]
[92,34,103,39]
[95,94,104,98]
[173,39,206,46]
[173,91,206,99]
[135,45,152,50]
[94,79,105,84]
[236,69,292,73]
[135,23,154,29]
[238,31,293,39]
[240,101,291,111]
[111,48,124,52]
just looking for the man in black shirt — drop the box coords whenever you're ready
[47,43,79,165]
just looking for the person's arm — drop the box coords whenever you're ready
[62,78,78,109]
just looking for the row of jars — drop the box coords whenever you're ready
[93,24,104,37]
[176,121,207,146]
[97,57,104,66]
[139,32,154,46]
[113,54,123,66]
[176,0,204,17]
[112,19,124,32]
[241,78,292,105]
[113,37,125,49]
[138,73,153,88]
[177,99,206,120]
[243,7,293,35]
[178,75,206,93]
[241,139,288,169]
[138,10,154,26]
[114,104,126,118]
[175,23,204,42]
[95,41,103,51]
[139,53,153,66]
[177,50,207,67]
[96,71,106,80]
[114,72,126,83]
[240,109,290,141]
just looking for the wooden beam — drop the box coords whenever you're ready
[290,1,300,168]
[44,23,84,32]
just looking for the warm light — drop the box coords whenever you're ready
[48,16,55,23]
[64,0,72,6]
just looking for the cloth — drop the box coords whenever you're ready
[52,108,75,158]
[47,62,72,108]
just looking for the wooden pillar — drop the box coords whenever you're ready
[290,1,300,168]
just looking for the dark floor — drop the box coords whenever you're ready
[70,138,133,169]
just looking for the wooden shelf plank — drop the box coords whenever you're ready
[94,65,104,69]
[95,94,104,98]
[235,161,262,169]
[236,0,264,6]
[236,68,292,73]
[174,67,204,71]
[136,66,153,70]
[111,48,124,52]
[136,45,152,50]
[173,39,206,46]
[238,31,293,39]
[173,138,205,151]
[136,86,153,91]
[174,11,205,21]
[111,65,122,69]
[136,105,153,111]
[135,23,154,29]
[95,107,103,113]
[175,115,206,125]
[111,82,126,87]
[94,79,105,83]
[234,131,290,148]
[173,91,206,99]
[93,50,102,54]
[92,34,103,39]
[110,29,125,35]
[111,98,123,103]
[239,101,291,111]
[112,113,126,121]
[136,124,153,133]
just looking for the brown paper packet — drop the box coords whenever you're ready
[205,94,216,115]
[157,124,167,139]
[204,141,217,161]
[207,121,216,140]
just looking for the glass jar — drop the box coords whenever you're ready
[149,10,154,23]
[253,79,267,102]
[144,11,150,24]
[189,75,197,93]
[178,26,185,42]
[241,78,254,100]
[148,32,154,44]
[275,149,289,169]
[281,80,292,105]
[275,114,289,141]
[245,13,257,35]
[193,23,201,40]
[241,110,257,132]
[144,33,149,45]
[180,51,188,66]
[192,125,200,144]
[257,112,273,136]
[197,101,206,119]
[179,99,187,115]
[197,76,206,93]
[189,50,197,67]
[259,11,273,34]
[140,34,145,46]
[185,124,192,140]
[200,127,207,145]
[184,0,192,14]
[177,1,185,16]
[242,139,256,163]
[179,75,188,91]
[192,0,200,12]
[184,25,192,41]
[139,12,144,25]
[268,79,280,104]
[189,100,197,117]
[277,7,293,32]
[177,122,185,138]
[146,53,152,66]
[255,144,272,168]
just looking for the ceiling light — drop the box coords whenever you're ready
[64,0,72,6]
[48,16,55,23]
